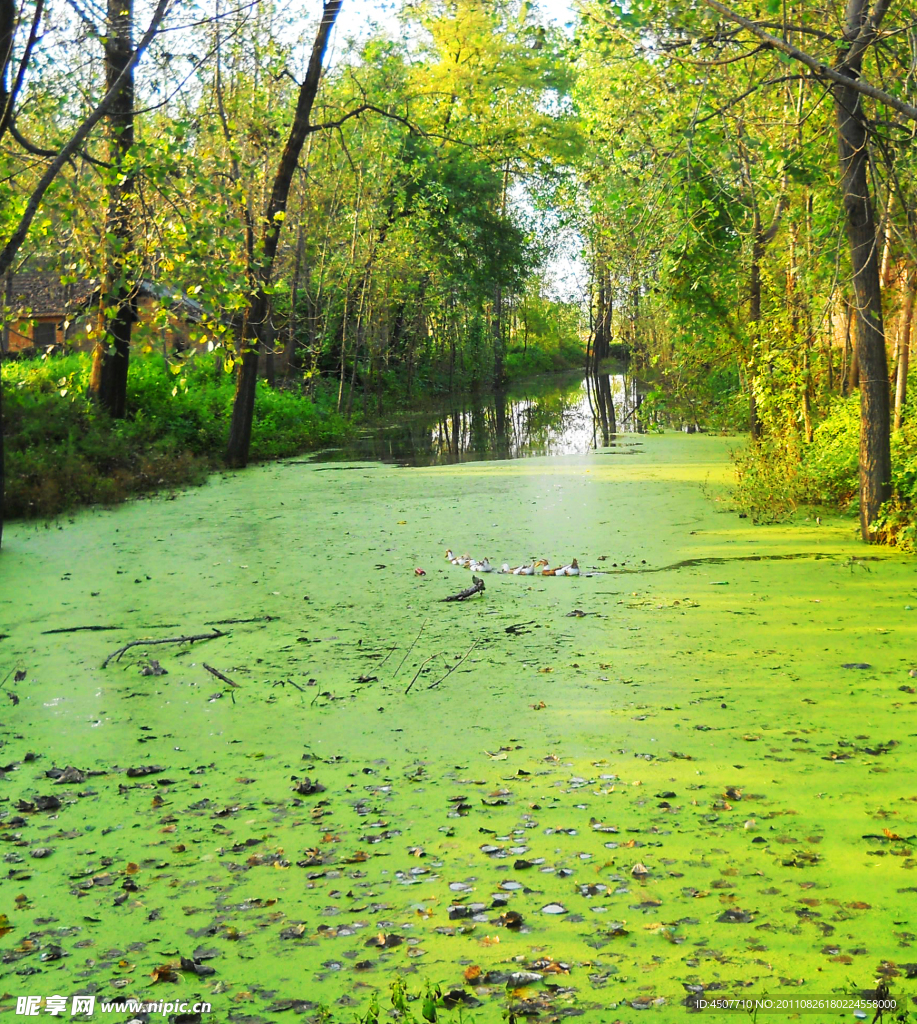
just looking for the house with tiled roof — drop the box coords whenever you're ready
[1,273,98,352]
[1,272,233,356]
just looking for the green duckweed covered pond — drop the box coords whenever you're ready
[2,384,917,1022]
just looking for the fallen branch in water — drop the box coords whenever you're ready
[377,644,399,668]
[427,640,480,690]
[442,576,485,602]
[405,652,442,695]
[392,617,428,679]
[101,630,227,668]
[206,615,279,625]
[203,663,241,688]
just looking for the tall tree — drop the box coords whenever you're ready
[225,0,343,467]
[831,0,891,537]
[692,0,909,537]
[88,0,138,418]
[0,0,170,549]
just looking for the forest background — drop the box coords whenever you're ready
[1,0,916,550]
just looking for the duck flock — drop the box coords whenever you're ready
[445,549,581,576]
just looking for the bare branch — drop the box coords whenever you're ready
[0,0,43,141]
[0,0,174,276]
[8,119,110,166]
[308,102,421,136]
[696,0,917,122]
[692,74,807,124]
[101,629,228,668]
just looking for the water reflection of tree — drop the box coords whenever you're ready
[586,372,650,445]
[423,378,589,463]
[314,373,650,466]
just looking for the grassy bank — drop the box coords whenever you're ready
[2,352,351,519]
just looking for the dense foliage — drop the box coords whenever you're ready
[571,0,917,541]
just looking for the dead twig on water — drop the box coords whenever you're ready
[427,640,480,690]
[405,652,442,695]
[442,577,485,602]
[203,663,241,688]
[273,679,308,693]
[101,630,227,668]
[378,645,399,668]
[392,617,429,679]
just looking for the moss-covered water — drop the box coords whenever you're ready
[2,391,916,1021]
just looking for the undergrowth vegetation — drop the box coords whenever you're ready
[2,352,351,518]
[732,389,917,549]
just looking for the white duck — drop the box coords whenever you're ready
[445,549,472,567]
[501,558,549,575]
[542,558,580,577]
[469,557,494,573]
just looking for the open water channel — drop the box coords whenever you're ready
[1,371,916,1021]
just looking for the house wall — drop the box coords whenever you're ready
[3,316,65,354]
[62,297,226,356]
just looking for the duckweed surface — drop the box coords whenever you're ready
[2,432,917,1021]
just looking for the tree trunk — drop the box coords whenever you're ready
[283,217,306,375]
[0,341,4,550]
[748,232,764,440]
[593,260,611,367]
[0,1,11,546]
[492,283,505,385]
[226,0,343,468]
[0,0,15,136]
[88,0,137,419]
[0,269,9,548]
[894,272,916,430]
[834,6,891,539]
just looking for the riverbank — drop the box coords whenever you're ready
[0,353,351,519]
[1,347,587,520]
[1,432,914,1020]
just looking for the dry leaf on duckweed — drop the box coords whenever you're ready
[718,908,755,923]
[365,932,404,949]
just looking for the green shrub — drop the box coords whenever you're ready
[2,351,352,519]
[504,337,583,379]
[801,394,859,505]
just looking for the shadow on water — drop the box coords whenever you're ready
[307,370,652,466]
[600,552,885,575]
